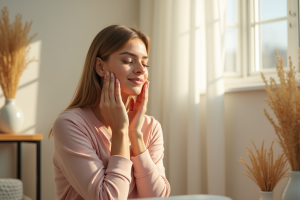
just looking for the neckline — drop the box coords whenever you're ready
[85,106,112,141]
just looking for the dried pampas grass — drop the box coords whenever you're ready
[0,7,37,99]
[261,49,300,171]
[239,140,288,191]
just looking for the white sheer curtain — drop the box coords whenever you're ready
[139,0,226,196]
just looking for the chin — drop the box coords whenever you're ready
[124,86,142,96]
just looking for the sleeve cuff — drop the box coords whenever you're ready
[106,155,133,182]
[130,149,156,178]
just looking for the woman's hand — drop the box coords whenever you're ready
[100,71,130,159]
[100,71,129,134]
[127,81,149,156]
[127,81,149,134]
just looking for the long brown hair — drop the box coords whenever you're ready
[48,25,150,138]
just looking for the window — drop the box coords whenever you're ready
[224,0,239,74]
[223,0,299,92]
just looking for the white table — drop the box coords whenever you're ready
[137,195,232,200]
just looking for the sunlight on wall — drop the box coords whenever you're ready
[18,40,41,134]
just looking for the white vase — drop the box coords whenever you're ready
[281,171,300,200]
[259,191,273,200]
[0,99,24,133]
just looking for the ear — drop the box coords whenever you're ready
[94,57,106,77]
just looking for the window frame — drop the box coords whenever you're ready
[223,0,299,93]
[223,0,242,77]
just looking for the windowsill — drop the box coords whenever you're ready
[224,75,267,93]
[200,82,267,95]
[200,72,284,94]
[224,84,266,93]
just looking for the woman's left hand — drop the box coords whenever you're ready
[127,81,149,134]
[127,81,149,156]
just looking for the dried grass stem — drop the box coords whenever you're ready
[262,49,300,171]
[239,140,288,191]
[0,7,37,98]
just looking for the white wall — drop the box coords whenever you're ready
[198,90,287,200]
[223,90,288,200]
[0,1,139,199]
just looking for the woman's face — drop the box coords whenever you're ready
[102,38,149,97]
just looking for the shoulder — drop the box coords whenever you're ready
[143,115,161,129]
[54,107,90,127]
[53,107,92,139]
[55,107,87,121]
[143,115,163,141]
[144,115,161,132]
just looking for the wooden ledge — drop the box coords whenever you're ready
[0,133,43,141]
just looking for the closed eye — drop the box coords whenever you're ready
[123,60,149,68]
[123,60,133,64]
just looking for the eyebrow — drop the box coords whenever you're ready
[119,51,148,59]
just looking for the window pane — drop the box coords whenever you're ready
[224,27,237,72]
[260,0,287,21]
[261,20,287,69]
[226,0,236,24]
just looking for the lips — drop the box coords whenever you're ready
[128,78,144,85]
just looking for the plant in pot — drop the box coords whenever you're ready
[239,140,288,200]
[0,7,37,133]
[261,50,300,199]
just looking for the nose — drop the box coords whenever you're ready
[133,62,146,75]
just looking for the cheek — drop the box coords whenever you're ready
[112,64,128,80]
[144,71,149,80]
[114,70,127,81]
[113,68,130,90]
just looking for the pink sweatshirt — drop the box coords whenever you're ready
[52,107,171,200]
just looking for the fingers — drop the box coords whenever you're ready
[142,81,149,107]
[115,78,123,104]
[109,72,116,104]
[104,71,110,105]
[129,98,134,111]
[133,81,149,114]
[100,71,109,108]
[136,81,146,103]
[102,71,117,108]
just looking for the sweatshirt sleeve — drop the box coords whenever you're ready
[130,120,171,198]
[53,115,132,200]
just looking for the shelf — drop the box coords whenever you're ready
[0,134,43,141]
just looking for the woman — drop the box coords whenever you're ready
[50,25,171,199]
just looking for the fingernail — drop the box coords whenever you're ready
[106,71,109,76]
[111,72,114,77]
[116,79,119,84]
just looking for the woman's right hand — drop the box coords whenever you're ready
[100,71,129,134]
